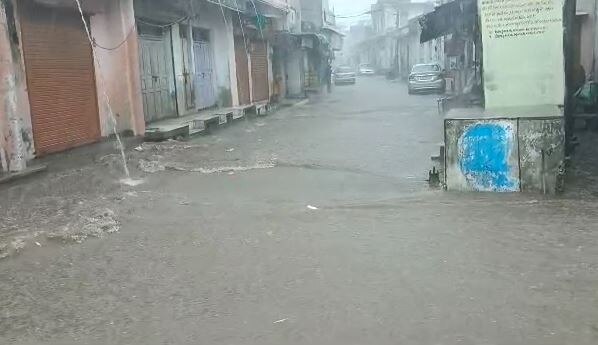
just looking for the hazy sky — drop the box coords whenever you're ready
[330,0,375,21]
[330,0,429,25]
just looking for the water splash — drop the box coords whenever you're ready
[73,0,143,186]
[120,177,145,187]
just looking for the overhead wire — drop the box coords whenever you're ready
[247,0,264,39]
[136,16,189,28]
[233,0,250,61]
[335,7,390,19]
[93,24,136,51]
[93,15,188,51]
[335,10,373,19]
[216,0,229,27]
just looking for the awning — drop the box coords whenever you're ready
[205,0,247,12]
[279,32,330,48]
[254,0,289,12]
[419,0,477,43]
[322,25,345,37]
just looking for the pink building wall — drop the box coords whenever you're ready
[90,0,144,137]
[0,0,144,172]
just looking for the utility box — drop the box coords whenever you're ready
[444,106,565,194]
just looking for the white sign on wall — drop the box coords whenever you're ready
[479,0,565,110]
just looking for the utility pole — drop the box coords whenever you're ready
[563,0,577,153]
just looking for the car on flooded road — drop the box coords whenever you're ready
[334,66,356,85]
[408,63,446,94]
[358,63,375,76]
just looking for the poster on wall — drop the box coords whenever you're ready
[479,0,565,109]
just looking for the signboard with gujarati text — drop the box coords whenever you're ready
[479,0,565,110]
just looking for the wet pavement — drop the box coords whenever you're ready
[1,77,598,344]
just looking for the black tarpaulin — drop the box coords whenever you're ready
[419,0,477,43]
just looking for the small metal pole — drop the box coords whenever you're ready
[541,149,547,195]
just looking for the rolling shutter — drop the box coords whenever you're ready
[234,36,251,105]
[250,40,269,102]
[19,1,101,155]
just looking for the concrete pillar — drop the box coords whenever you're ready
[171,23,186,115]
[90,0,144,136]
[267,41,273,100]
[6,75,24,171]
[594,0,598,79]
[0,0,26,172]
[225,14,239,107]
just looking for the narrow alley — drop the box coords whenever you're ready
[1,77,597,345]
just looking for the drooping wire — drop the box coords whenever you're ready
[216,0,229,27]
[93,13,188,51]
[233,0,250,60]
[335,10,373,19]
[136,16,189,28]
[94,24,136,51]
[248,0,264,39]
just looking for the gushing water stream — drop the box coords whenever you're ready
[73,0,144,187]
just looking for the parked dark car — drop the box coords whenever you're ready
[334,66,356,85]
[408,63,445,94]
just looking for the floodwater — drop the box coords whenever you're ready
[1,78,597,344]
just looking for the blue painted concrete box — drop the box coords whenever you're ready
[444,106,565,193]
[446,119,520,192]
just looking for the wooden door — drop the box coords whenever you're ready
[193,38,217,109]
[138,25,176,122]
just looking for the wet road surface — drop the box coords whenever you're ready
[1,77,598,344]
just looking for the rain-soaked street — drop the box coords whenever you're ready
[1,77,598,345]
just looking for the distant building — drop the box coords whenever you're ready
[0,0,313,173]
[348,0,436,76]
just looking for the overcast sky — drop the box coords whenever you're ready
[330,0,429,25]
[330,0,375,22]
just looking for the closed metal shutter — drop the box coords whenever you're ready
[234,36,251,105]
[19,1,101,155]
[250,40,269,102]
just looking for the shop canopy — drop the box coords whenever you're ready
[419,0,477,43]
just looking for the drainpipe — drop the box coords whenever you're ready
[0,0,26,172]
[6,75,25,172]
[564,0,577,154]
[594,0,598,79]
[0,94,5,172]
[0,122,6,172]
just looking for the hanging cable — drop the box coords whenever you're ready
[335,10,373,19]
[233,0,250,60]
[216,0,229,27]
[94,24,136,51]
[248,0,264,39]
[136,16,189,29]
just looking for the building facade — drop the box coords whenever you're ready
[0,0,144,173]
[0,0,326,173]
[299,0,342,91]
[349,0,436,76]
[575,0,598,82]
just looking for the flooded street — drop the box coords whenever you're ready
[1,78,598,344]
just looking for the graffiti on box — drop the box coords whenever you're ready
[458,122,519,192]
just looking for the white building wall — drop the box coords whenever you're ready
[189,4,236,107]
[576,0,597,80]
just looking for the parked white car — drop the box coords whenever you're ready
[358,64,375,76]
